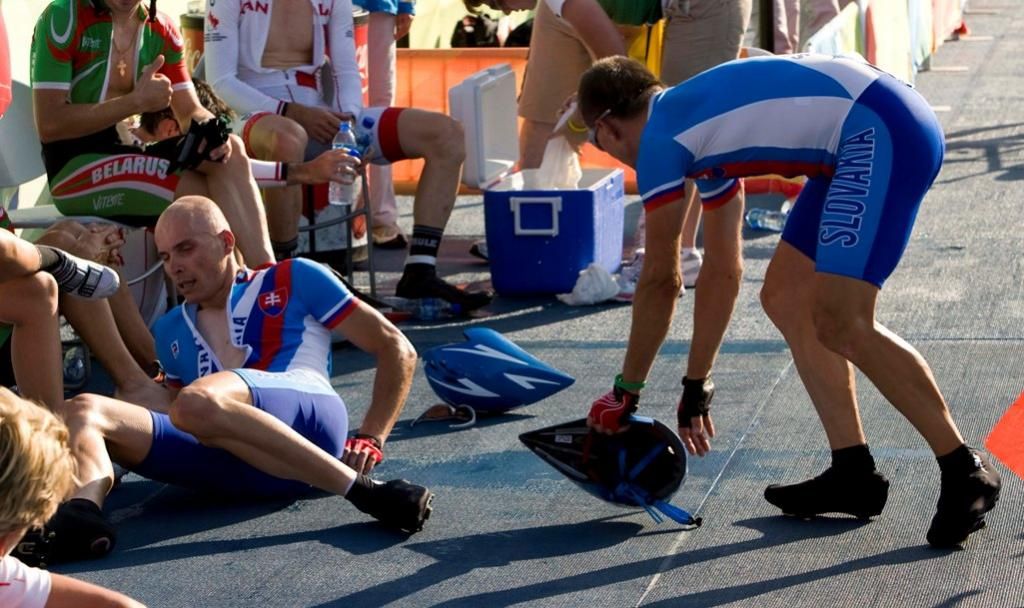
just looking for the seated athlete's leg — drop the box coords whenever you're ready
[60,294,169,411]
[374,108,492,308]
[393,108,464,228]
[168,370,357,496]
[34,223,167,408]
[186,135,274,266]
[0,274,63,409]
[761,176,866,450]
[10,394,155,565]
[0,230,43,280]
[245,114,307,252]
[107,285,159,371]
[168,369,433,531]
[57,394,155,508]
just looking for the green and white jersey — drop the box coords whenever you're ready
[30,0,191,104]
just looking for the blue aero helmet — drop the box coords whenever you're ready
[520,416,702,526]
[420,328,574,423]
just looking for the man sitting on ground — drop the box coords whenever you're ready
[13,196,433,566]
[205,0,492,310]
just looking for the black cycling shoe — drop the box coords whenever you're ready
[395,270,493,312]
[12,499,117,567]
[350,479,434,534]
[927,448,1001,549]
[764,467,890,520]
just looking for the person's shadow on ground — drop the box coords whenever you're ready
[310,513,946,608]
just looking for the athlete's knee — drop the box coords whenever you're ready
[760,276,801,330]
[812,302,873,359]
[60,394,105,433]
[225,134,250,163]
[419,115,464,164]
[266,121,308,163]
[169,384,225,436]
[23,272,59,312]
[0,273,58,324]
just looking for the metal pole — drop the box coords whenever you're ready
[758,0,775,53]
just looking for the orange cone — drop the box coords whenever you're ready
[985,389,1024,479]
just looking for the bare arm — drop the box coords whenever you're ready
[170,84,216,129]
[621,196,688,384]
[46,572,145,608]
[559,0,628,59]
[686,192,745,379]
[332,303,417,443]
[33,89,141,144]
[34,56,175,144]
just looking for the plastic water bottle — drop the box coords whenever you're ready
[381,296,461,321]
[745,207,789,232]
[329,121,361,207]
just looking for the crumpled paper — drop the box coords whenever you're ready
[557,263,620,305]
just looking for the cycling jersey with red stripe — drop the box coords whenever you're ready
[153,258,359,388]
[637,54,886,211]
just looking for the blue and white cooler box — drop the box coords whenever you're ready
[449,65,625,295]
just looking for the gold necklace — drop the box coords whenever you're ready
[111,23,139,79]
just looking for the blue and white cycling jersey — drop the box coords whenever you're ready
[154,258,358,387]
[638,52,945,287]
[638,54,885,211]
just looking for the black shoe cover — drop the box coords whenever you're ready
[927,449,1001,549]
[395,270,493,311]
[351,479,434,534]
[764,467,890,520]
[12,499,116,567]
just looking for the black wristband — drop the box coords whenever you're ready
[354,433,383,450]
[677,376,714,427]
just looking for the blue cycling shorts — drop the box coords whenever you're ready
[781,73,945,287]
[131,368,348,498]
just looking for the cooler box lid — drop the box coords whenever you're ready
[448,64,519,190]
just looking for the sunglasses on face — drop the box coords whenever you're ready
[587,108,613,152]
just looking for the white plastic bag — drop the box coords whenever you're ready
[533,135,582,190]
[557,263,620,306]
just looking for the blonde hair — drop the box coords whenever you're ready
[0,387,75,536]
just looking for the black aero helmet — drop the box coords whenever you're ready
[520,416,701,526]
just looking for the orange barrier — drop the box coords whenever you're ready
[986,390,1024,480]
[392,48,637,193]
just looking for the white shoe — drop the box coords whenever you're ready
[617,247,700,300]
[682,248,702,289]
[615,249,643,301]
[50,251,120,299]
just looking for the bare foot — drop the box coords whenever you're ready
[115,380,172,412]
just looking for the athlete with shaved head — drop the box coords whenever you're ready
[13,196,433,567]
